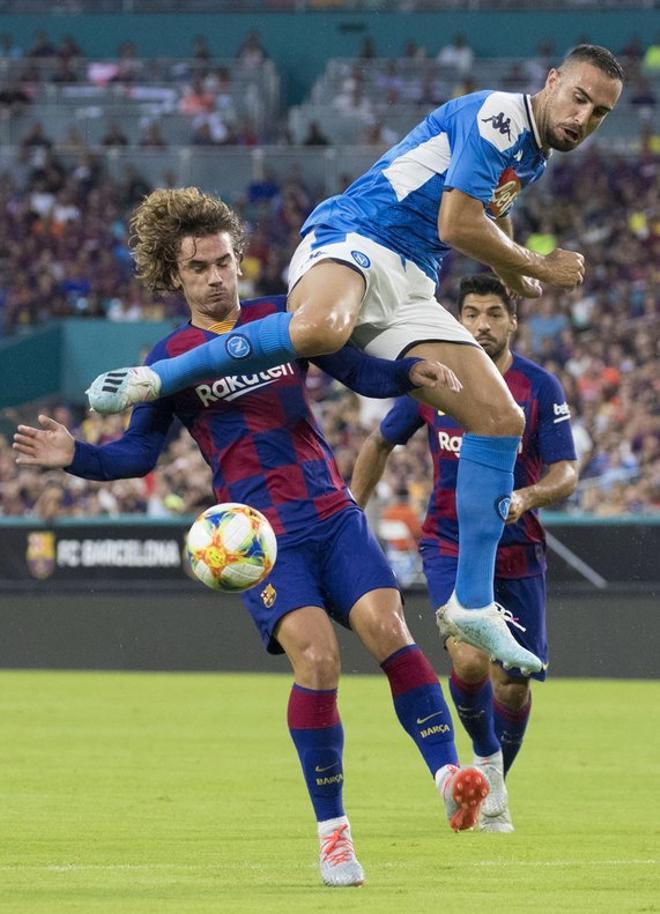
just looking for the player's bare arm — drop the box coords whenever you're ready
[438,189,585,293]
[492,215,541,299]
[506,459,578,524]
[350,429,396,508]
[13,415,75,468]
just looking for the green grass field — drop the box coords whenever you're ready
[0,671,658,914]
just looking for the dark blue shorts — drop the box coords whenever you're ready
[241,506,399,654]
[420,545,548,682]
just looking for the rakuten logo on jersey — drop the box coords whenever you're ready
[438,430,463,455]
[195,363,295,406]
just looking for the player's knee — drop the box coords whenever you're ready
[291,308,353,356]
[493,679,530,711]
[492,402,525,437]
[450,643,490,683]
[465,401,524,438]
[354,604,411,661]
[294,644,341,689]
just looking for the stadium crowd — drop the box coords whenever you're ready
[0,31,657,523]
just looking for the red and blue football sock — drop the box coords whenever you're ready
[152,311,296,396]
[287,684,345,822]
[455,433,520,607]
[448,669,500,758]
[381,644,458,775]
[493,694,532,775]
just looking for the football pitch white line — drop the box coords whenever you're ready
[0,859,657,873]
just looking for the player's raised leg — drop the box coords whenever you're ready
[349,589,489,832]
[404,340,541,675]
[87,260,365,414]
[276,606,365,887]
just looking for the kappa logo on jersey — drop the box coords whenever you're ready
[489,167,522,217]
[351,250,371,269]
[481,111,512,141]
[225,333,252,359]
[195,363,295,406]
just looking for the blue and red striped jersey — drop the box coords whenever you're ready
[69,295,423,538]
[380,352,577,577]
[149,297,354,536]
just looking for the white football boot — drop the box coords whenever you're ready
[437,591,543,676]
[435,764,489,832]
[318,817,365,887]
[473,750,514,831]
[86,365,161,414]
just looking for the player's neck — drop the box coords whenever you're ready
[189,303,241,331]
[529,92,550,153]
[494,348,513,375]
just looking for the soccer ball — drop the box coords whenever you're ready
[186,502,277,592]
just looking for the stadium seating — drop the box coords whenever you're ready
[0,33,657,524]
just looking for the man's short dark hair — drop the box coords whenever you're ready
[561,44,625,83]
[457,273,516,316]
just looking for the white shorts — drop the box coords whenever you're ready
[288,230,477,359]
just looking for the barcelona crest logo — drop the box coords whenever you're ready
[26,531,56,580]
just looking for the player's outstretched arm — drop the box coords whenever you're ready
[13,415,75,468]
[438,189,584,294]
[350,429,396,508]
[312,346,462,399]
[13,406,171,481]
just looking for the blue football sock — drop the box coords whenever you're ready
[455,433,520,608]
[449,670,500,758]
[151,311,297,396]
[287,684,345,822]
[381,644,458,776]
[493,695,532,776]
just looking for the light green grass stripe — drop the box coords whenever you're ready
[1,672,658,914]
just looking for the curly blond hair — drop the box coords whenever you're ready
[129,187,247,292]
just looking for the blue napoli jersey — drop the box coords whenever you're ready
[303,91,547,280]
[381,353,576,577]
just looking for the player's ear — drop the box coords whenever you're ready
[170,270,182,290]
[236,251,243,276]
[546,67,561,92]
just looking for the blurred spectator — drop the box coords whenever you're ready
[178,77,216,115]
[101,122,130,148]
[191,34,211,65]
[357,36,377,60]
[28,31,56,59]
[436,34,474,76]
[138,122,167,148]
[114,41,144,83]
[190,107,230,145]
[236,29,268,68]
[303,121,330,146]
[0,33,23,61]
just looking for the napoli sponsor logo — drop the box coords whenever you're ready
[495,495,511,522]
[225,334,252,359]
[351,250,371,269]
